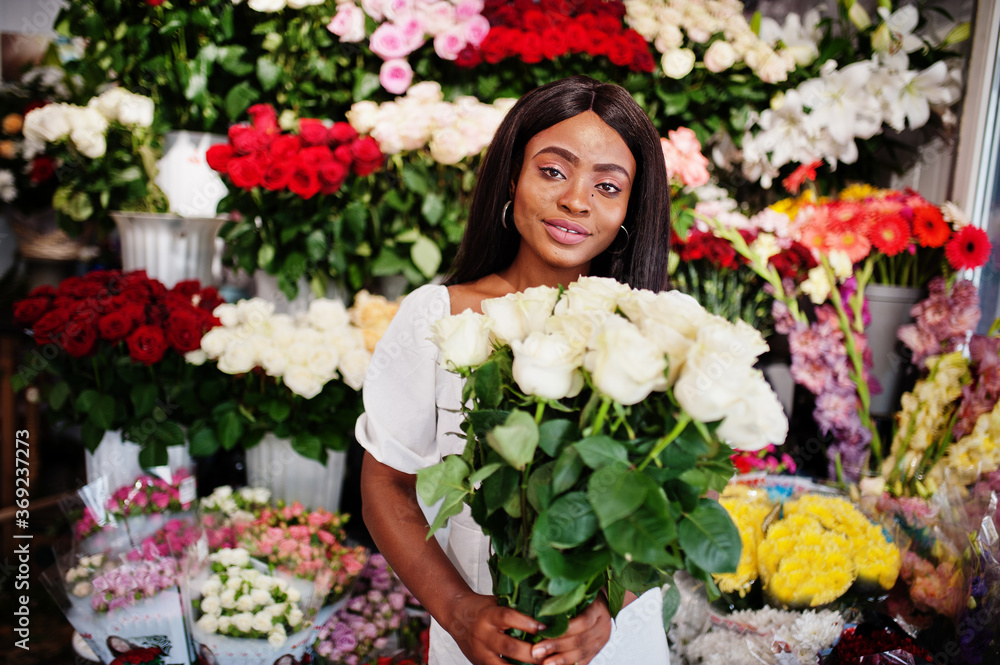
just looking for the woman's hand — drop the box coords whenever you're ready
[528,596,613,665]
[447,593,547,665]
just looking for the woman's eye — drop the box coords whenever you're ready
[597,182,621,194]
[539,166,563,179]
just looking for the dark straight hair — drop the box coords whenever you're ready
[444,75,671,291]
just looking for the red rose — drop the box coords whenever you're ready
[13,296,51,325]
[29,284,56,298]
[563,22,590,53]
[455,44,482,68]
[607,35,633,67]
[228,124,265,155]
[318,160,349,194]
[298,118,329,146]
[269,134,302,161]
[595,14,622,34]
[540,0,573,14]
[541,27,569,60]
[62,316,98,358]
[171,280,201,297]
[23,99,49,115]
[227,155,265,190]
[166,311,204,353]
[127,324,168,365]
[480,28,512,64]
[32,308,69,346]
[333,144,354,165]
[577,14,597,30]
[631,47,655,72]
[206,144,234,173]
[288,165,321,199]
[523,9,550,32]
[29,155,56,184]
[261,161,295,191]
[247,104,279,134]
[586,29,609,56]
[98,309,137,342]
[491,5,519,27]
[147,0,165,5]
[328,122,358,145]
[350,136,383,166]
[298,145,334,166]
[197,287,225,313]
[517,31,545,64]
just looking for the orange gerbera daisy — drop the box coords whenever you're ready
[828,229,872,263]
[912,202,950,247]
[869,214,911,256]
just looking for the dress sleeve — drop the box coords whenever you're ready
[355,284,451,475]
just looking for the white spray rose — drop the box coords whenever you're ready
[704,40,738,72]
[661,48,696,78]
[115,92,154,127]
[72,582,92,597]
[673,319,762,422]
[716,373,788,451]
[339,348,371,391]
[236,593,256,612]
[196,613,219,634]
[213,303,240,328]
[510,332,585,400]
[200,595,222,616]
[23,103,71,143]
[268,631,287,648]
[584,318,667,405]
[430,310,494,370]
[70,128,107,158]
[252,610,275,632]
[218,616,232,633]
[219,588,237,609]
[218,342,258,374]
[233,611,254,633]
[250,588,273,607]
[307,298,351,331]
[429,126,468,164]
[283,365,324,399]
[347,100,380,135]
[285,587,301,603]
[288,607,304,627]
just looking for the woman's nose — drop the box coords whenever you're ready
[558,178,589,215]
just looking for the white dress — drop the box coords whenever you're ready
[356,284,670,665]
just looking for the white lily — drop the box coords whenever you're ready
[876,5,924,54]
[799,60,882,147]
[897,61,960,129]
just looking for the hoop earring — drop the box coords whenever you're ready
[501,201,512,230]
[611,225,630,255]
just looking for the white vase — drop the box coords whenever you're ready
[112,211,226,288]
[865,284,925,417]
[243,433,347,512]
[252,269,348,315]
[85,429,192,490]
[155,130,230,218]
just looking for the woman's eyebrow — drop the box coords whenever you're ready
[532,146,631,181]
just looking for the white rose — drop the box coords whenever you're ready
[554,276,631,315]
[213,486,233,499]
[23,103,70,143]
[285,587,301,603]
[544,311,610,351]
[430,310,494,370]
[220,589,238,609]
[510,332,585,400]
[268,630,287,648]
[347,100,380,135]
[89,88,128,121]
[237,298,275,327]
[231,549,250,567]
[618,289,710,340]
[654,23,684,51]
[254,575,276,591]
[70,128,107,159]
[200,595,222,616]
[287,607,303,627]
[673,319,762,422]
[585,318,667,405]
[213,303,240,328]
[253,610,275,632]
[252,487,271,504]
[218,342,258,374]
[196,613,219,634]
[201,328,233,358]
[218,616,232,633]
[116,92,154,127]
[72,581,92,597]
[268,602,288,617]
[260,347,288,377]
[67,105,109,135]
[704,40,738,73]
[307,298,350,331]
[233,611,254,634]
[661,47,696,78]
[327,2,366,42]
[339,348,371,391]
[248,0,286,11]
[250,588,273,607]
[283,365,324,399]
[429,126,468,164]
[406,81,444,104]
[185,349,208,366]
[715,373,788,451]
[482,285,560,346]
[305,345,340,379]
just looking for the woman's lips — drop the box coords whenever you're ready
[543,219,590,245]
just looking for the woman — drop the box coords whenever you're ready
[357,76,672,665]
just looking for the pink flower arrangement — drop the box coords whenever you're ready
[128,518,203,561]
[73,469,196,542]
[731,444,797,476]
[660,127,710,187]
[90,558,179,613]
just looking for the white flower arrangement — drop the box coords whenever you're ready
[196,297,372,398]
[200,485,272,520]
[64,553,106,599]
[346,81,516,163]
[194,548,306,648]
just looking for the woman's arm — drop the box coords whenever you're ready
[361,452,546,665]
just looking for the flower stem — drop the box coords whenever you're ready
[588,397,612,437]
[638,412,692,471]
[535,401,545,424]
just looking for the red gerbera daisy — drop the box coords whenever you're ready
[945,226,992,271]
[869,214,911,256]
[912,203,950,247]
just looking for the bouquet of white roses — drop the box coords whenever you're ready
[417,276,788,643]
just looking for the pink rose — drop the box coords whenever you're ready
[379,59,414,94]
[151,492,170,510]
[454,0,484,21]
[288,525,311,540]
[278,538,299,554]
[327,4,366,43]
[369,22,414,60]
[462,14,490,46]
[434,27,466,60]
[395,13,427,52]
[668,127,702,156]
[421,1,455,35]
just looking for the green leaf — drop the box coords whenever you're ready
[416,455,470,505]
[603,505,677,567]
[401,164,429,195]
[81,420,104,453]
[291,433,323,462]
[217,410,244,450]
[539,584,587,617]
[574,435,628,469]
[189,427,220,457]
[305,229,327,261]
[139,442,167,469]
[537,419,579,457]
[468,463,502,487]
[258,243,276,271]
[411,235,441,279]
[662,577,682,629]
[130,383,158,417]
[483,466,520,516]
[282,251,307,281]
[256,56,283,91]
[587,464,647,528]
[267,399,291,423]
[49,381,71,410]
[224,81,260,122]
[497,557,538,585]
[152,421,185,448]
[89,394,116,430]
[526,462,555,513]
[677,499,742,573]
[485,410,538,471]
[110,165,142,186]
[421,192,444,225]
[353,71,382,101]
[473,361,502,409]
[533,492,597,549]
[551,446,584,495]
[427,488,466,536]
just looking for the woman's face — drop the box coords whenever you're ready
[511,110,636,275]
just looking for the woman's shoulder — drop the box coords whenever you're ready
[389,283,450,336]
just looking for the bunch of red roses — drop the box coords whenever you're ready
[206,104,384,200]
[461,0,654,72]
[673,227,818,280]
[13,270,222,364]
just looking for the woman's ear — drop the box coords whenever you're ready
[509,181,516,201]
